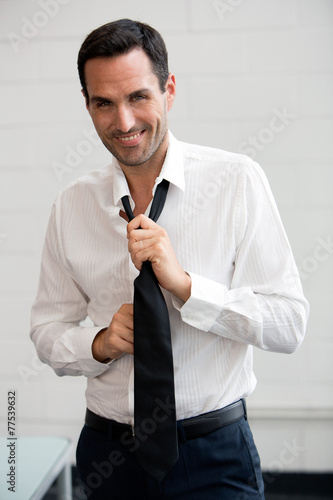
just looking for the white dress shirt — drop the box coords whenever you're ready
[30,132,309,423]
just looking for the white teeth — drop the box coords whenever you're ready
[119,132,141,141]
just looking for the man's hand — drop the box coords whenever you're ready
[92,303,134,363]
[127,214,191,303]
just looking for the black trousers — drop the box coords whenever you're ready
[76,417,265,500]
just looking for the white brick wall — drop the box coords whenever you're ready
[1,0,332,471]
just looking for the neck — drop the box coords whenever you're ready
[123,164,161,199]
[120,134,169,213]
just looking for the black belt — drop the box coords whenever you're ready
[85,399,246,442]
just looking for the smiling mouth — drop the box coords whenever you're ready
[118,132,142,142]
[115,130,145,146]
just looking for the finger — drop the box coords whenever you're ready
[129,229,164,246]
[127,214,157,235]
[130,245,160,268]
[130,232,168,259]
[111,334,134,356]
[107,323,134,356]
[129,234,160,255]
[113,311,134,333]
[128,241,154,270]
[119,303,134,317]
[117,329,134,347]
[128,229,167,264]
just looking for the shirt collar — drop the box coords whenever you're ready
[112,131,185,208]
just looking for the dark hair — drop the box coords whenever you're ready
[77,19,169,101]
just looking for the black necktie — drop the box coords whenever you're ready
[121,179,178,482]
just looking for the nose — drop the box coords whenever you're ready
[115,103,135,133]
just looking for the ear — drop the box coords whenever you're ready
[165,73,176,112]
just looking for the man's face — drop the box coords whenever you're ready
[84,49,176,170]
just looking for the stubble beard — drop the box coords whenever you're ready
[99,108,169,168]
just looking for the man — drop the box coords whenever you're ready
[30,19,309,499]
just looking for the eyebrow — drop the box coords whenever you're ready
[90,88,152,105]
[90,95,112,104]
[129,88,151,98]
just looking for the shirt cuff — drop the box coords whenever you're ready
[172,272,227,331]
[72,326,114,375]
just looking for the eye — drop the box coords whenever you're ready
[131,95,146,102]
[97,101,111,107]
